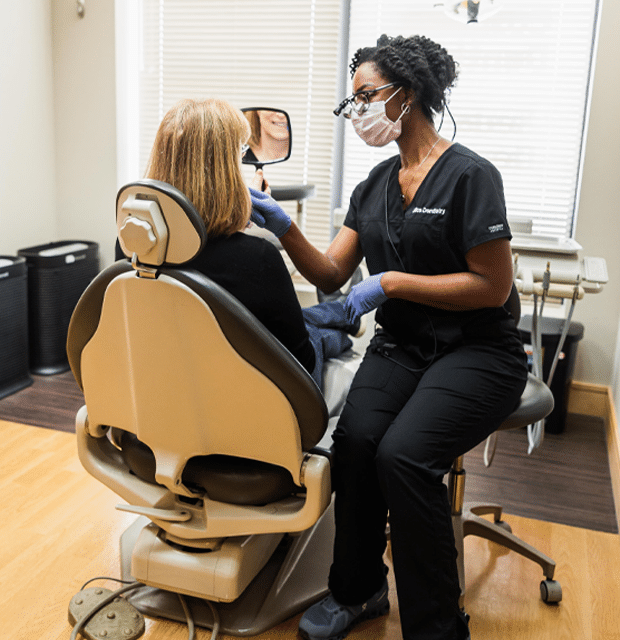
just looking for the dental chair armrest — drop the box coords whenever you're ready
[307,416,337,465]
[308,445,334,466]
[198,454,332,538]
[75,406,170,510]
[76,407,332,539]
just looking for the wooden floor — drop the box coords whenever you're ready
[2,419,619,640]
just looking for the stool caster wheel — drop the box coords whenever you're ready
[540,579,562,603]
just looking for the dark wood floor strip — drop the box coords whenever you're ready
[0,371,84,433]
[464,414,618,533]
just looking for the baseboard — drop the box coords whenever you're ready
[567,381,609,418]
[568,381,620,529]
[604,390,620,531]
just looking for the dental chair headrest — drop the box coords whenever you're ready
[116,180,207,266]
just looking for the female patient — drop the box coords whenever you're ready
[117,97,356,388]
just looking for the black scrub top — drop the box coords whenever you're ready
[344,143,522,361]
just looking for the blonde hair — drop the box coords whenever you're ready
[245,110,262,149]
[144,98,252,237]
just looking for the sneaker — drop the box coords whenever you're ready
[298,581,389,640]
[458,610,471,640]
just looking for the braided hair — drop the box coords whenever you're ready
[350,35,458,122]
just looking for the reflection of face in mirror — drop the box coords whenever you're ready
[242,108,291,165]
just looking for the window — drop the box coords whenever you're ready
[116,0,342,250]
[340,0,601,245]
[117,0,600,251]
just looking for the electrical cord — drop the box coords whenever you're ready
[445,103,457,141]
[527,273,579,454]
[526,262,551,452]
[80,576,135,590]
[177,593,221,640]
[547,279,579,386]
[527,293,545,454]
[539,262,551,316]
[177,594,196,640]
[530,293,542,379]
[382,165,438,373]
[437,103,457,141]
[371,328,437,374]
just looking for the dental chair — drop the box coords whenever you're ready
[67,180,340,635]
[449,284,563,608]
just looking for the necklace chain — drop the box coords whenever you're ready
[400,137,441,204]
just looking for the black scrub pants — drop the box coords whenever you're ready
[327,333,528,640]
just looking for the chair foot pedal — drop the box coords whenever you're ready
[68,587,145,640]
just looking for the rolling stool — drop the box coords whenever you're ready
[449,371,562,608]
[449,283,562,610]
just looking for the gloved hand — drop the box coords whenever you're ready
[249,188,291,238]
[344,272,388,324]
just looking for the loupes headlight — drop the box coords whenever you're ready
[333,96,370,119]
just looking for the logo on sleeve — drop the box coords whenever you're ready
[488,223,504,233]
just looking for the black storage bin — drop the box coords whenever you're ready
[17,241,99,375]
[0,256,33,399]
[518,315,584,434]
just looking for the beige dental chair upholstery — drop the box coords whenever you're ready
[67,180,336,635]
[449,284,563,608]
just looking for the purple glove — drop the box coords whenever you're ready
[249,188,291,238]
[344,272,388,324]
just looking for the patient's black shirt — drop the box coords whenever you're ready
[115,234,316,375]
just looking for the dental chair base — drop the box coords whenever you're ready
[120,504,335,636]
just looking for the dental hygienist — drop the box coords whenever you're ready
[250,34,529,640]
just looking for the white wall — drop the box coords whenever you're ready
[0,0,117,264]
[52,0,118,266]
[571,0,620,387]
[605,0,620,413]
[0,1,57,255]
[1,0,619,397]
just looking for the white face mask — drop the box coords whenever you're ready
[350,87,408,147]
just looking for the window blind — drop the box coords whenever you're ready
[340,0,600,242]
[127,0,342,250]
